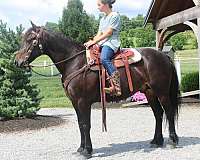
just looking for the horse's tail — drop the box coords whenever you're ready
[170,62,181,122]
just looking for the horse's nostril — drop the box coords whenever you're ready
[14,59,23,67]
[14,60,18,66]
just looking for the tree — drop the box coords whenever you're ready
[185,31,198,49]
[45,22,60,32]
[120,24,155,48]
[0,20,41,119]
[131,14,144,28]
[59,0,97,43]
[120,15,133,32]
[169,32,187,50]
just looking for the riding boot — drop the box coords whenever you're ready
[104,71,121,96]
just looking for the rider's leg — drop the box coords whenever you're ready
[100,45,121,96]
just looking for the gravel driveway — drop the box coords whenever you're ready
[0,104,200,160]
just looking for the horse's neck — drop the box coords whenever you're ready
[45,36,86,77]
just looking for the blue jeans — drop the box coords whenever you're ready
[100,45,117,76]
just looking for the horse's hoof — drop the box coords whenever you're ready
[169,134,179,144]
[77,147,84,153]
[81,149,92,159]
[150,138,164,147]
[167,139,177,148]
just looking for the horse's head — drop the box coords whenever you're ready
[15,21,45,67]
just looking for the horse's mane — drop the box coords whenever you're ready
[45,28,84,50]
[24,27,84,50]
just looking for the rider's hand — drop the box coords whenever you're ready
[84,40,96,49]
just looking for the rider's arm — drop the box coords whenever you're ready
[93,31,102,41]
[93,27,113,44]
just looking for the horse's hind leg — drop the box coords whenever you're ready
[159,95,179,146]
[145,90,164,147]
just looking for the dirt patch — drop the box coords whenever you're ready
[0,115,66,133]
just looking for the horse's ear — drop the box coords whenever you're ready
[30,20,37,31]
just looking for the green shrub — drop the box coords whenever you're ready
[0,21,41,119]
[181,72,199,92]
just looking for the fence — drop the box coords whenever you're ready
[174,57,200,97]
[31,60,60,77]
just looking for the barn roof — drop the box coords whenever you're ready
[144,0,196,30]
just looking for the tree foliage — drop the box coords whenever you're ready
[119,14,198,49]
[45,22,60,32]
[120,15,155,48]
[168,32,187,50]
[0,20,41,119]
[58,0,97,43]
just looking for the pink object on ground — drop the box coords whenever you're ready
[131,91,148,102]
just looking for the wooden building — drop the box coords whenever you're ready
[144,0,200,94]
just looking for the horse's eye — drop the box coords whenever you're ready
[32,40,38,46]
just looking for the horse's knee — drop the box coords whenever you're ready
[83,124,91,131]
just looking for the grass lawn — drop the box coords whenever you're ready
[30,56,72,108]
[31,76,72,108]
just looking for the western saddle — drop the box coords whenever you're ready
[86,44,142,131]
[86,44,142,94]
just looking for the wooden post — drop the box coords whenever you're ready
[51,66,54,76]
[198,18,200,97]
[175,59,181,84]
[193,0,200,5]
[44,60,47,70]
[156,31,161,50]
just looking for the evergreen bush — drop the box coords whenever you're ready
[0,20,41,119]
[181,72,199,92]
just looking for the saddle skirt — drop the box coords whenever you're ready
[86,45,142,70]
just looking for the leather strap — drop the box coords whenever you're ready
[63,65,90,89]
[122,55,134,92]
[98,63,107,132]
[102,68,107,132]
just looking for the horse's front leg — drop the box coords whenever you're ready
[73,107,85,153]
[74,99,93,158]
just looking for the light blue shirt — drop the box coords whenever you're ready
[98,12,121,52]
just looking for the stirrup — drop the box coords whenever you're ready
[104,87,121,96]
[104,86,115,94]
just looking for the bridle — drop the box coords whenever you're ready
[23,27,86,76]
[23,27,44,67]
[27,28,44,55]
[23,27,86,68]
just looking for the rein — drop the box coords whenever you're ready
[29,49,86,68]
[26,49,86,77]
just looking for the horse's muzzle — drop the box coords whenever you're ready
[14,50,26,67]
[14,58,24,67]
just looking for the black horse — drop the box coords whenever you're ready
[15,23,180,158]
